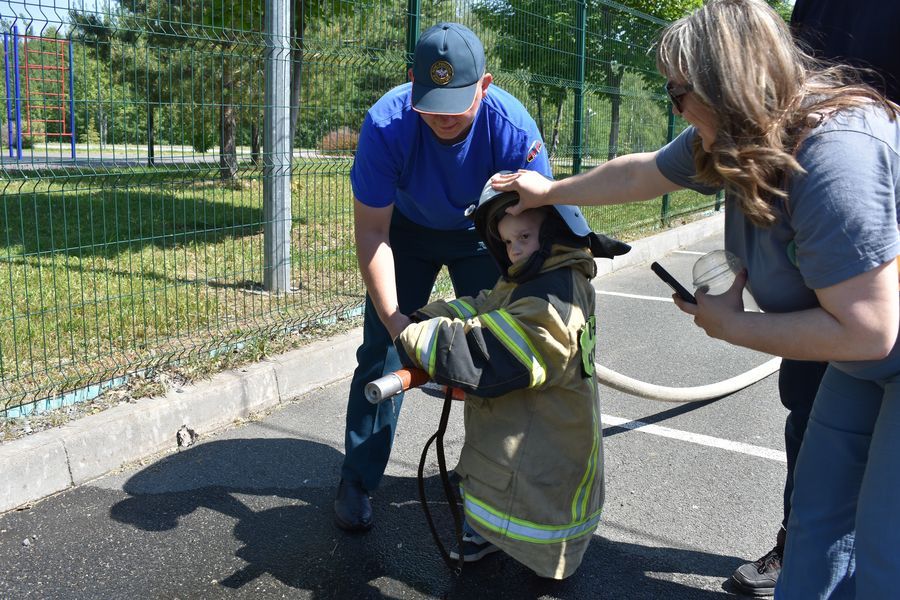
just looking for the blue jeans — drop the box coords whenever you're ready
[779,359,828,531]
[776,365,900,599]
[340,211,499,492]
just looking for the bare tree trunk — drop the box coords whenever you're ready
[147,104,155,167]
[288,0,307,147]
[606,97,621,162]
[550,100,563,158]
[98,110,107,150]
[535,94,545,140]
[220,58,238,181]
[601,6,624,163]
[606,69,623,162]
[250,121,261,166]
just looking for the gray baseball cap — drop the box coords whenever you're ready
[411,23,486,115]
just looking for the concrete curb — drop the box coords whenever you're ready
[597,210,724,277]
[0,331,362,513]
[0,213,723,514]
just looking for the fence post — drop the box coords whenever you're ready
[147,105,154,166]
[571,0,586,175]
[660,102,676,225]
[406,0,420,74]
[68,39,75,159]
[4,32,13,158]
[13,26,21,161]
[263,0,292,292]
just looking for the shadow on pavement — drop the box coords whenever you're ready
[110,438,743,599]
[603,399,718,438]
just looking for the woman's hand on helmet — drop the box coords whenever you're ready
[491,170,553,216]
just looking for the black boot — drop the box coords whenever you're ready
[730,527,786,597]
[334,478,373,532]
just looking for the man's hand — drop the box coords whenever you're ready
[673,269,747,341]
[490,170,554,215]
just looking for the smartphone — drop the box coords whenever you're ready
[650,262,696,304]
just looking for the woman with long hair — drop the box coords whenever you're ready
[492,0,900,597]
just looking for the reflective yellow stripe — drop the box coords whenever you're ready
[463,489,602,544]
[415,319,442,377]
[480,309,547,387]
[572,388,600,521]
[447,299,476,320]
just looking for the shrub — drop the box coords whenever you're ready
[83,120,102,145]
[319,126,359,156]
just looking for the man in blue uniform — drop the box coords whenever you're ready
[335,22,552,532]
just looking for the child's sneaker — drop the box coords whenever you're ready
[449,530,501,562]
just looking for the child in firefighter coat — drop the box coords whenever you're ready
[395,175,629,579]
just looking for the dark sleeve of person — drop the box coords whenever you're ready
[394,276,572,398]
[791,0,900,103]
[394,314,533,398]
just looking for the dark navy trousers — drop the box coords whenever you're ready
[341,211,499,492]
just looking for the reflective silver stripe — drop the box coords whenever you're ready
[463,490,602,544]
[415,318,443,376]
[480,309,546,387]
[447,299,476,320]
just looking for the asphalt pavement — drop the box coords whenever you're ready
[0,213,790,599]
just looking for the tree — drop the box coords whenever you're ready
[591,0,791,160]
[585,1,701,161]
[68,9,132,149]
[472,0,572,158]
[473,0,701,162]
[72,0,265,178]
[288,1,398,146]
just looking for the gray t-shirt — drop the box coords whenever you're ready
[656,105,900,379]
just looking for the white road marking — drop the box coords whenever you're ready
[601,414,787,463]
[597,290,674,302]
[673,250,707,255]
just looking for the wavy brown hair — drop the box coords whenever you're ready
[656,0,898,226]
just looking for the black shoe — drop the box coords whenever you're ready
[449,531,501,563]
[334,478,373,532]
[730,544,782,597]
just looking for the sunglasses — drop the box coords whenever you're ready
[665,81,693,112]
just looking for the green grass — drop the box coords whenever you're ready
[583,188,720,242]
[0,163,716,411]
[0,163,363,408]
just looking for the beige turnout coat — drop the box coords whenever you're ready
[396,245,604,579]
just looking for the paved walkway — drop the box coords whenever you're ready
[0,212,790,598]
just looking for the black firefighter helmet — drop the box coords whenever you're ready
[466,172,631,279]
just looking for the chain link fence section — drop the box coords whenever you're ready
[0,0,714,415]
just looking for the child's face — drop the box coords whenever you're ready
[497,211,543,265]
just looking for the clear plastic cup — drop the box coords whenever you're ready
[692,250,743,295]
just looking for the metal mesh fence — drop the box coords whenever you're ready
[1,0,716,415]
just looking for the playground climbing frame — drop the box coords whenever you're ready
[2,28,75,160]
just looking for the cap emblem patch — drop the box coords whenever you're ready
[430,60,453,85]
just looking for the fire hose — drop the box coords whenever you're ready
[364,358,782,405]
[366,369,466,573]
[367,358,781,574]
